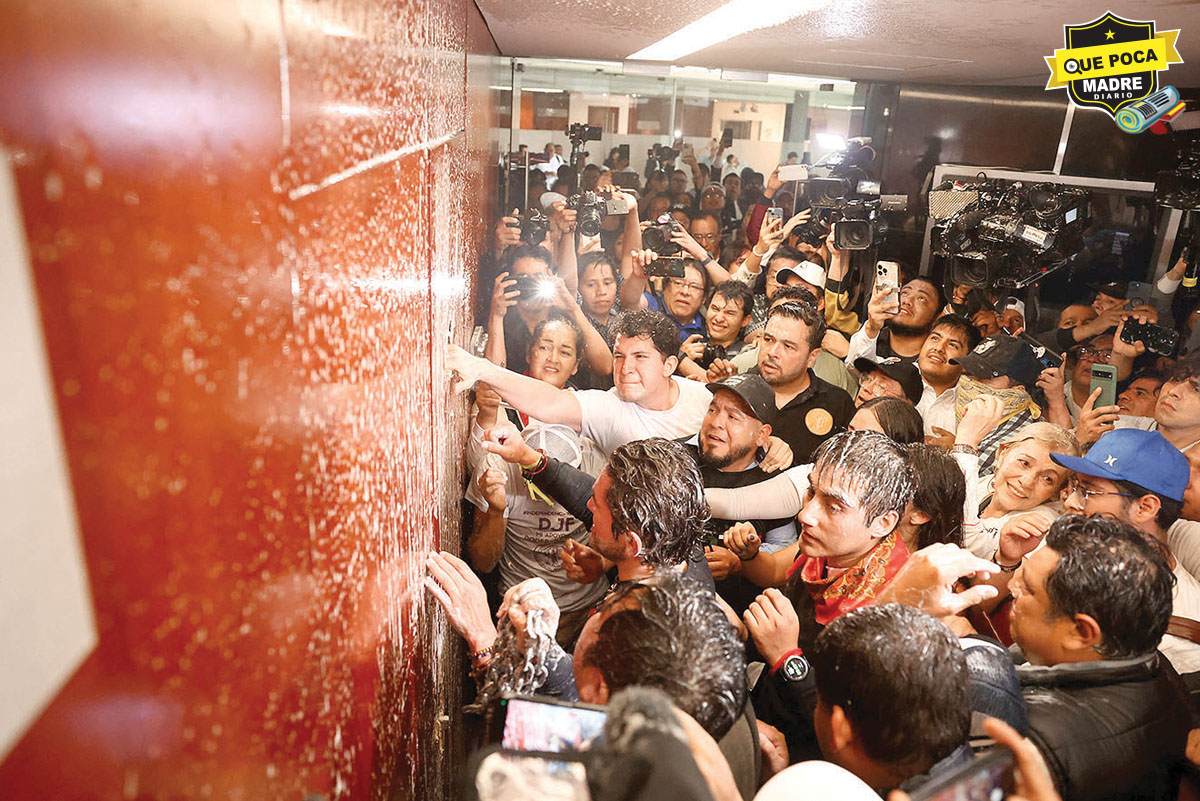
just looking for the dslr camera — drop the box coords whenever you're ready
[566,190,607,237]
[641,215,682,256]
[509,208,549,245]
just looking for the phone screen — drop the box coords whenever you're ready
[499,697,607,753]
[910,750,1014,801]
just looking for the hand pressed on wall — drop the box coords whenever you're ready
[424,551,496,653]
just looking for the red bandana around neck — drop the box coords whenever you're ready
[787,533,910,625]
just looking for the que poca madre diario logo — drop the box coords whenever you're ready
[1045,11,1183,133]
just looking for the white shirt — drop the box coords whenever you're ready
[535,154,565,174]
[1169,519,1200,579]
[845,325,879,369]
[576,376,713,455]
[917,381,957,436]
[1161,562,1200,675]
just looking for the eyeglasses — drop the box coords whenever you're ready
[668,278,706,293]
[1066,479,1137,502]
[692,232,720,241]
[1076,347,1112,363]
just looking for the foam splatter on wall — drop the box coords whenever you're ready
[0,0,498,798]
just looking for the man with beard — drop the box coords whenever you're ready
[753,301,855,464]
[846,276,943,367]
[691,374,798,613]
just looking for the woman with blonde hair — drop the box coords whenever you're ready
[952,407,1080,558]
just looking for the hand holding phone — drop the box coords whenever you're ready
[874,261,901,312]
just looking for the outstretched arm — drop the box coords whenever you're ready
[447,345,584,431]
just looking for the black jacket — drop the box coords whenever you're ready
[1019,652,1193,801]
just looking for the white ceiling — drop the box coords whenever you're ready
[475,0,1200,87]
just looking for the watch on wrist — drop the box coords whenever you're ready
[771,647,810,682]
[779,652,810,683]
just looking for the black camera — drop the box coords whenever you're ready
[793,209,833,247]
[646,143,681,174]
[510,273,555,302]
[829,195,907,250]
[516,208,550,245]
[566,122,602,144]
[803,139,877,208]
[641,216,682,256]
[933,180,1090,289]
[567,190,607,237]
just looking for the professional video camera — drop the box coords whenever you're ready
[931,179,1090,289]
[567,190,607,237]
[804,138,879,207]
[1153,103,1200,209]
[791,139,907,250]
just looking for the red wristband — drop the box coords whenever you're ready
[770,647,804,675]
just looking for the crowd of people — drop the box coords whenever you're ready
[430,145,1200,801]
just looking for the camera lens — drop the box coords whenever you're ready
[949,254,990,288]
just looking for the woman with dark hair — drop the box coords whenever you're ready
[849,397,924,445]
[901,444,966,551]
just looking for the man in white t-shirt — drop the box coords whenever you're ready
[449,308,716,456]
[1049,428,1200,679]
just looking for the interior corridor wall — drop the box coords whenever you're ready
[0,0,497,798]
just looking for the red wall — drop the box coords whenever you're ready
[0,0,497,797]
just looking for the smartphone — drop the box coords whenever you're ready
[618,143,630,162]
[1120,319,1180,356]
[467,748,591,801]
[1091,363,1119,408]
[721,127,734,148]
[1019,333,1064,369]
[486,693,607,752]
[681,142,695,160]
[778,164,810,182]
[644,257,687,278]
[875,260,901,311]
[908,749,1014,801]
[766,206,784,223]
[1126,280,1151,307]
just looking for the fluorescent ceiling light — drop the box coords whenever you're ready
[628,0,837,62]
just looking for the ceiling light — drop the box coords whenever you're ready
[627,0,837,62]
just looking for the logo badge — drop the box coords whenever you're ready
[1045,12,1182,120]
[805,408,834,437]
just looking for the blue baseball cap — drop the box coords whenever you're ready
[1050,429,1188,502]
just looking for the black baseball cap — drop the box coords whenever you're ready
[950,334,1041,388]
[853,356,923,405]
[1090,281,1128,300]
[706,373,777,425]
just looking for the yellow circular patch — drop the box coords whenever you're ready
[805,408,834,436]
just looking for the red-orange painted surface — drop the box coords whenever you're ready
[0,0,497,797]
